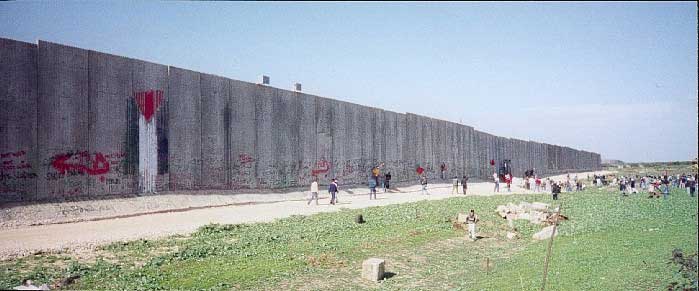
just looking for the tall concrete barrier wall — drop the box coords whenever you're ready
[0,37,602,202]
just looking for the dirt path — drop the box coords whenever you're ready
[0,171,610,259]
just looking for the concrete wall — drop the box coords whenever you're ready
[0,37,602,202]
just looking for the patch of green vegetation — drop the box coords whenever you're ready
[1,169,696,290]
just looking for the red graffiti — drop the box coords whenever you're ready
[134,90,164,122]
[51,151,110,176]
[311,159,331,176]
[238,153,255,165]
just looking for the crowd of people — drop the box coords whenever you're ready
[610,173,697,199]
[307,164,697,206]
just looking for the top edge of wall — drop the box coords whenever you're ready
[11,36,599,156]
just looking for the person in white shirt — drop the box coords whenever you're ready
[308,177,319,205]
[493,172,500,192]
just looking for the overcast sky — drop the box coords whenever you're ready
[1,1,696,163]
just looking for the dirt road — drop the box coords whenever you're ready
[0,171,610,259]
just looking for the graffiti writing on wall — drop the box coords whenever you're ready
[311,158,331,176]
[0,150,37,181]
[238,153,255,166]
[134,90,165,122]
[47,151,126,182]
[52,151,110,175]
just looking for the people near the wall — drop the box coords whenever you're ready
[452,177,459,194]
[505,173,512,192]
[552,181,561,200]
[307,177,319,205]
[368,175,377,200]
[535,176,542,192]
[384,172,391,192]
[462,175,469,195]
[328,178,339,205]
[493,172,500,192]
[440,162,447,180]
[420,174,428,195]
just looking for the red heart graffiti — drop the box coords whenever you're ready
[134,90,164,122]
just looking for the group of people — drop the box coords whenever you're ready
[613,173,697,199]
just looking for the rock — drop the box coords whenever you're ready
[506,231,518,240]
[355,214,365,224]
[531,202,549,211]
[529,211,547,224]
[533,225,558,240]
[362,258,385,282]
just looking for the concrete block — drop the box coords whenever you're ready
[361,258,385,282]
[253,84,274,188]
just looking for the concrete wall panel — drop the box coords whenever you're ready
[87,50,134,196]
[131,59,169,192]
[314,97,333,184]
[37,41,89,200]
[272,89,300,188]
[229,80,257,189]
[200,73,230,189]
[297,92,317,186]
[167,67,201,190]
[253,85,275,188]
[0,38,38,202]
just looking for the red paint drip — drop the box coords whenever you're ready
[134,90,164,122]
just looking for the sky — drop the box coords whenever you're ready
[1,1,696,163]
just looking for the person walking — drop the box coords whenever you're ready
[461,175,469,195]
[552,181,561,200]
[328,178,339,205]
[493,172,500,192]
[662,175,670,199]
[368,175,377,200]
[420,174,428,195]
[384,172,391,192]
[452,177,460,194]
[688,176,696,197]
[466,209,479,241]
[505,173,512,192]
[440,162,447,180]
[307,177,319,205]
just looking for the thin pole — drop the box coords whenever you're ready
[541,204,562,291]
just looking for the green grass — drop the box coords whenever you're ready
[1,183,697,290]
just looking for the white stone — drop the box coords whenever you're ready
[362,258,385,282]
[533,225,558,240]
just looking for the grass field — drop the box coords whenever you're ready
[1,170,697,290]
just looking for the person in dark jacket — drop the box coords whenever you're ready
[552,182,561,200]
[329,178,339,205]
[461,175,469,195]
[384,172,392,192]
